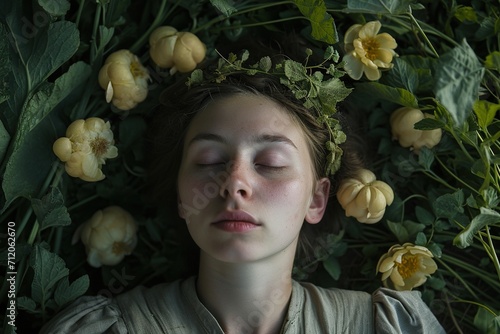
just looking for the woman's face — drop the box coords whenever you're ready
[177,94,329,263]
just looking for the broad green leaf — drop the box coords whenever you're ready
[474,306,500,333]
[414,231,427,245]
[54,275,90,307]
[38,0,70,16]
[1,112,65,211]
[454,207,500,248]
[473,100,500,129]
[209,0,237,16]
[386,220,408,243]
[485,51,500,70]
[454,6,478,23]
[22,61,91,137]
[346,0,413,14]
[31,187,71,231]
[9,20,79,149]
[384,58,419,93]
[355,82,418,108]
[434,40,484,127]
[323,254,341,280]
[30,244,69,304]
[293,0,337,44]
[415,206,434,226]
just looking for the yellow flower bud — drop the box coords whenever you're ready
[75,206,138,268]
[376,243,438,291]
[149,26,206,74]
[98,49,150,111]
[337,168,394,224]
[390,107,442,153]
[52,117,118,182]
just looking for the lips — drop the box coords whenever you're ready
[212,210,260,232]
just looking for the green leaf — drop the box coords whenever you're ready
[323,254,341,280]
[0,22,10,105]
[209,0,237,17]
[473,100,500,129]
[54,275,89,307]
[415,232,427,245]
[454,207,500,248]
[0,119,10,163]
[433,190,464,220]
[31,187,71,231]
[485,51,500,71]
[30,244,69,304]
[355,82,418,108]
[384,58,419,94]
[415,206,435,225]
[434,40,484,126]
[1,112,65,211]
[386,220,407,243]
[17,296,37,313]
[284,60,307,82]
[474,307,500,334]
[38,0,70,16]
[259,56,272,72]
[292,0,337,44]
[413,117,444,130]
[346,0,413,14]
[417,146,434,170]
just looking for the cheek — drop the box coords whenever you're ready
[262,179,310,214]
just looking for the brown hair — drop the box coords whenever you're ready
[145,43,366,268]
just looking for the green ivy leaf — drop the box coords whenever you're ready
[355,82,418,108]
[38,0,71,16]
[417,146,434,170]
[434,39,484,127]
[292,0,337,44]
[31,187,71,231]
[54,275,90,307]
[30,244,69,304]
[346,0,413,14]
[454,207,500,248]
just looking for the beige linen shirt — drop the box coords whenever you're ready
[40,276,445,333]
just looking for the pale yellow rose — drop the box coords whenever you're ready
[149,26,206,74]
[74,206,138,268]
[98,49,150,111]
[390,107,442,153]
[376,243,438,291]
[337,168,394,224]
[53,118,118,182]
[342,20,398,81]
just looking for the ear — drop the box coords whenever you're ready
[305,177,330,224]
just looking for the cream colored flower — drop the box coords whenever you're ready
[342,20,397,81]
[53,118,118,182]
[337,168,394,224]
[98,49,150,111]
[74,206,138,268]
[149,26,206,74]
[376,243,438,291]
[390,107,442,153]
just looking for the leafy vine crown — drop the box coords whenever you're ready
[186,46,353,175]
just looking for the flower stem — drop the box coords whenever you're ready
[129,0,169,54]
[435,257,478,299]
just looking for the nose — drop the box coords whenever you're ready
[219,160,253,199]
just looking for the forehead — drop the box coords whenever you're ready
[184,93,303,141]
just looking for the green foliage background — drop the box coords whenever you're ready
[1,0,500,333]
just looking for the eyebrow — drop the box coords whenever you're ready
[187,132,297,149]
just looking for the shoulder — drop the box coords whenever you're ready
[372,287,446,334]
[40,278,190,334]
